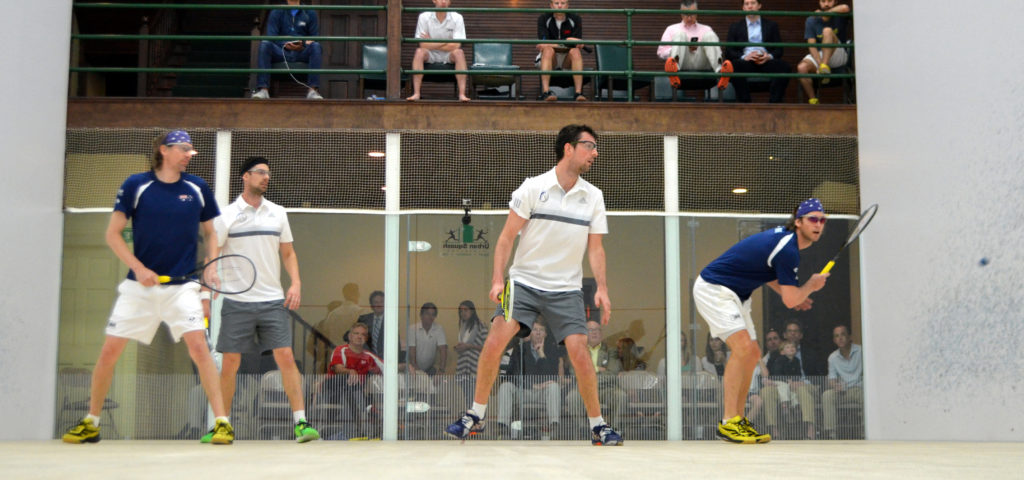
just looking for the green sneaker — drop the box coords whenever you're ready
[294,420,320,443]
[63,418,100,444]
[211,419,234,445]
[199,429,214,444]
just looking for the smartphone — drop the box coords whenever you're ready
[690,37,698,42]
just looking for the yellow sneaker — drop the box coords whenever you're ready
[809,97,820,105]
[819,63,831,84]
[716,416,756,444]
[739,417,771,443]
[63,418,100,444]
[211,419,234,445]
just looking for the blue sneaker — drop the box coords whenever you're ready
[445,411,484,440]
[591,423,623,446]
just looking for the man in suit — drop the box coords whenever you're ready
[724,0,792,102]
[356,290,385,355]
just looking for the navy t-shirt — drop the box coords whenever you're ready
[113,171,219,283]
[700,226,800,301]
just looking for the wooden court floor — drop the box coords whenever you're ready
[4,440,1022,479]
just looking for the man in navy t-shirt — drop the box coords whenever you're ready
[63,130,235,445]
[693,198,830,443]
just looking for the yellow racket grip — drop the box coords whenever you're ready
[157,275,171,283]
[820,261,835,274]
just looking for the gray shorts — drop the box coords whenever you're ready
[492,281,588,345]
[217,298,291,354]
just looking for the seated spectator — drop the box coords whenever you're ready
[724,0,791,103]
[308,282,364,373]
[616,337,647,371]
[495,321,563,438]
[406,0,470,102]
[536,0,587,101]
[321,323,383,433]
[797,0,851,104]
[454,300,488,407]
[821,324,862,439]
[770,339,801,411]
[761,320,824,439]
[252,0,323,100]
[407,302,448,376]
[566,320,625,434]
[657,0,733,91]
[699,333,729,376]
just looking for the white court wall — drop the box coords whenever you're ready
[0,1,72,439]
[856,1,1024,440]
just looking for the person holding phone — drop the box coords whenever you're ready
[657,0,733,92]
[252,0,323,100]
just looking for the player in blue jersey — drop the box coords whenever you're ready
[693,198,830,443]
[63,130,235,445]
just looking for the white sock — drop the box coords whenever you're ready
[85,414,101,427]
[293,410,306,423]
[216,416,230,424]
[588,416,605,429]
[471,403,487,419]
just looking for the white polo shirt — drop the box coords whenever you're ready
[508,167,608,292]
[408,321,448,369]
[214,195,294,302]
[414,11,466,64]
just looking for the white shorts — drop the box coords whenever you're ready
[803,47,848,69]
[427,49,455,64]
[105,279,205,344]
[692,275,756,341]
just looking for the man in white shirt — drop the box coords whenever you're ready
[446,124,622,446]
[407,302,448,375]
[407,0,470,102]
[822,324,862,438]
[206,156,319,443]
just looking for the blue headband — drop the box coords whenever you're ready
[163,130,192,146]
[796,198,824,217]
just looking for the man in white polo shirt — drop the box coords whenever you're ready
[446,124,622,446]
[406,0,470,102]
[202,156,319,443]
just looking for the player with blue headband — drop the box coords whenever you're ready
[693,198,830,444]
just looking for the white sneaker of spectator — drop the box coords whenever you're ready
[306,89,323,100]
[251,89,270,99]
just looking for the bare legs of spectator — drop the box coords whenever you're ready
[798,27,839,101]
[452,49,470,102]
[538,46,557,95]
[407,48,470,102]
[721,331,761,420]
[407,48,430,102]
[566,48,584,97]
